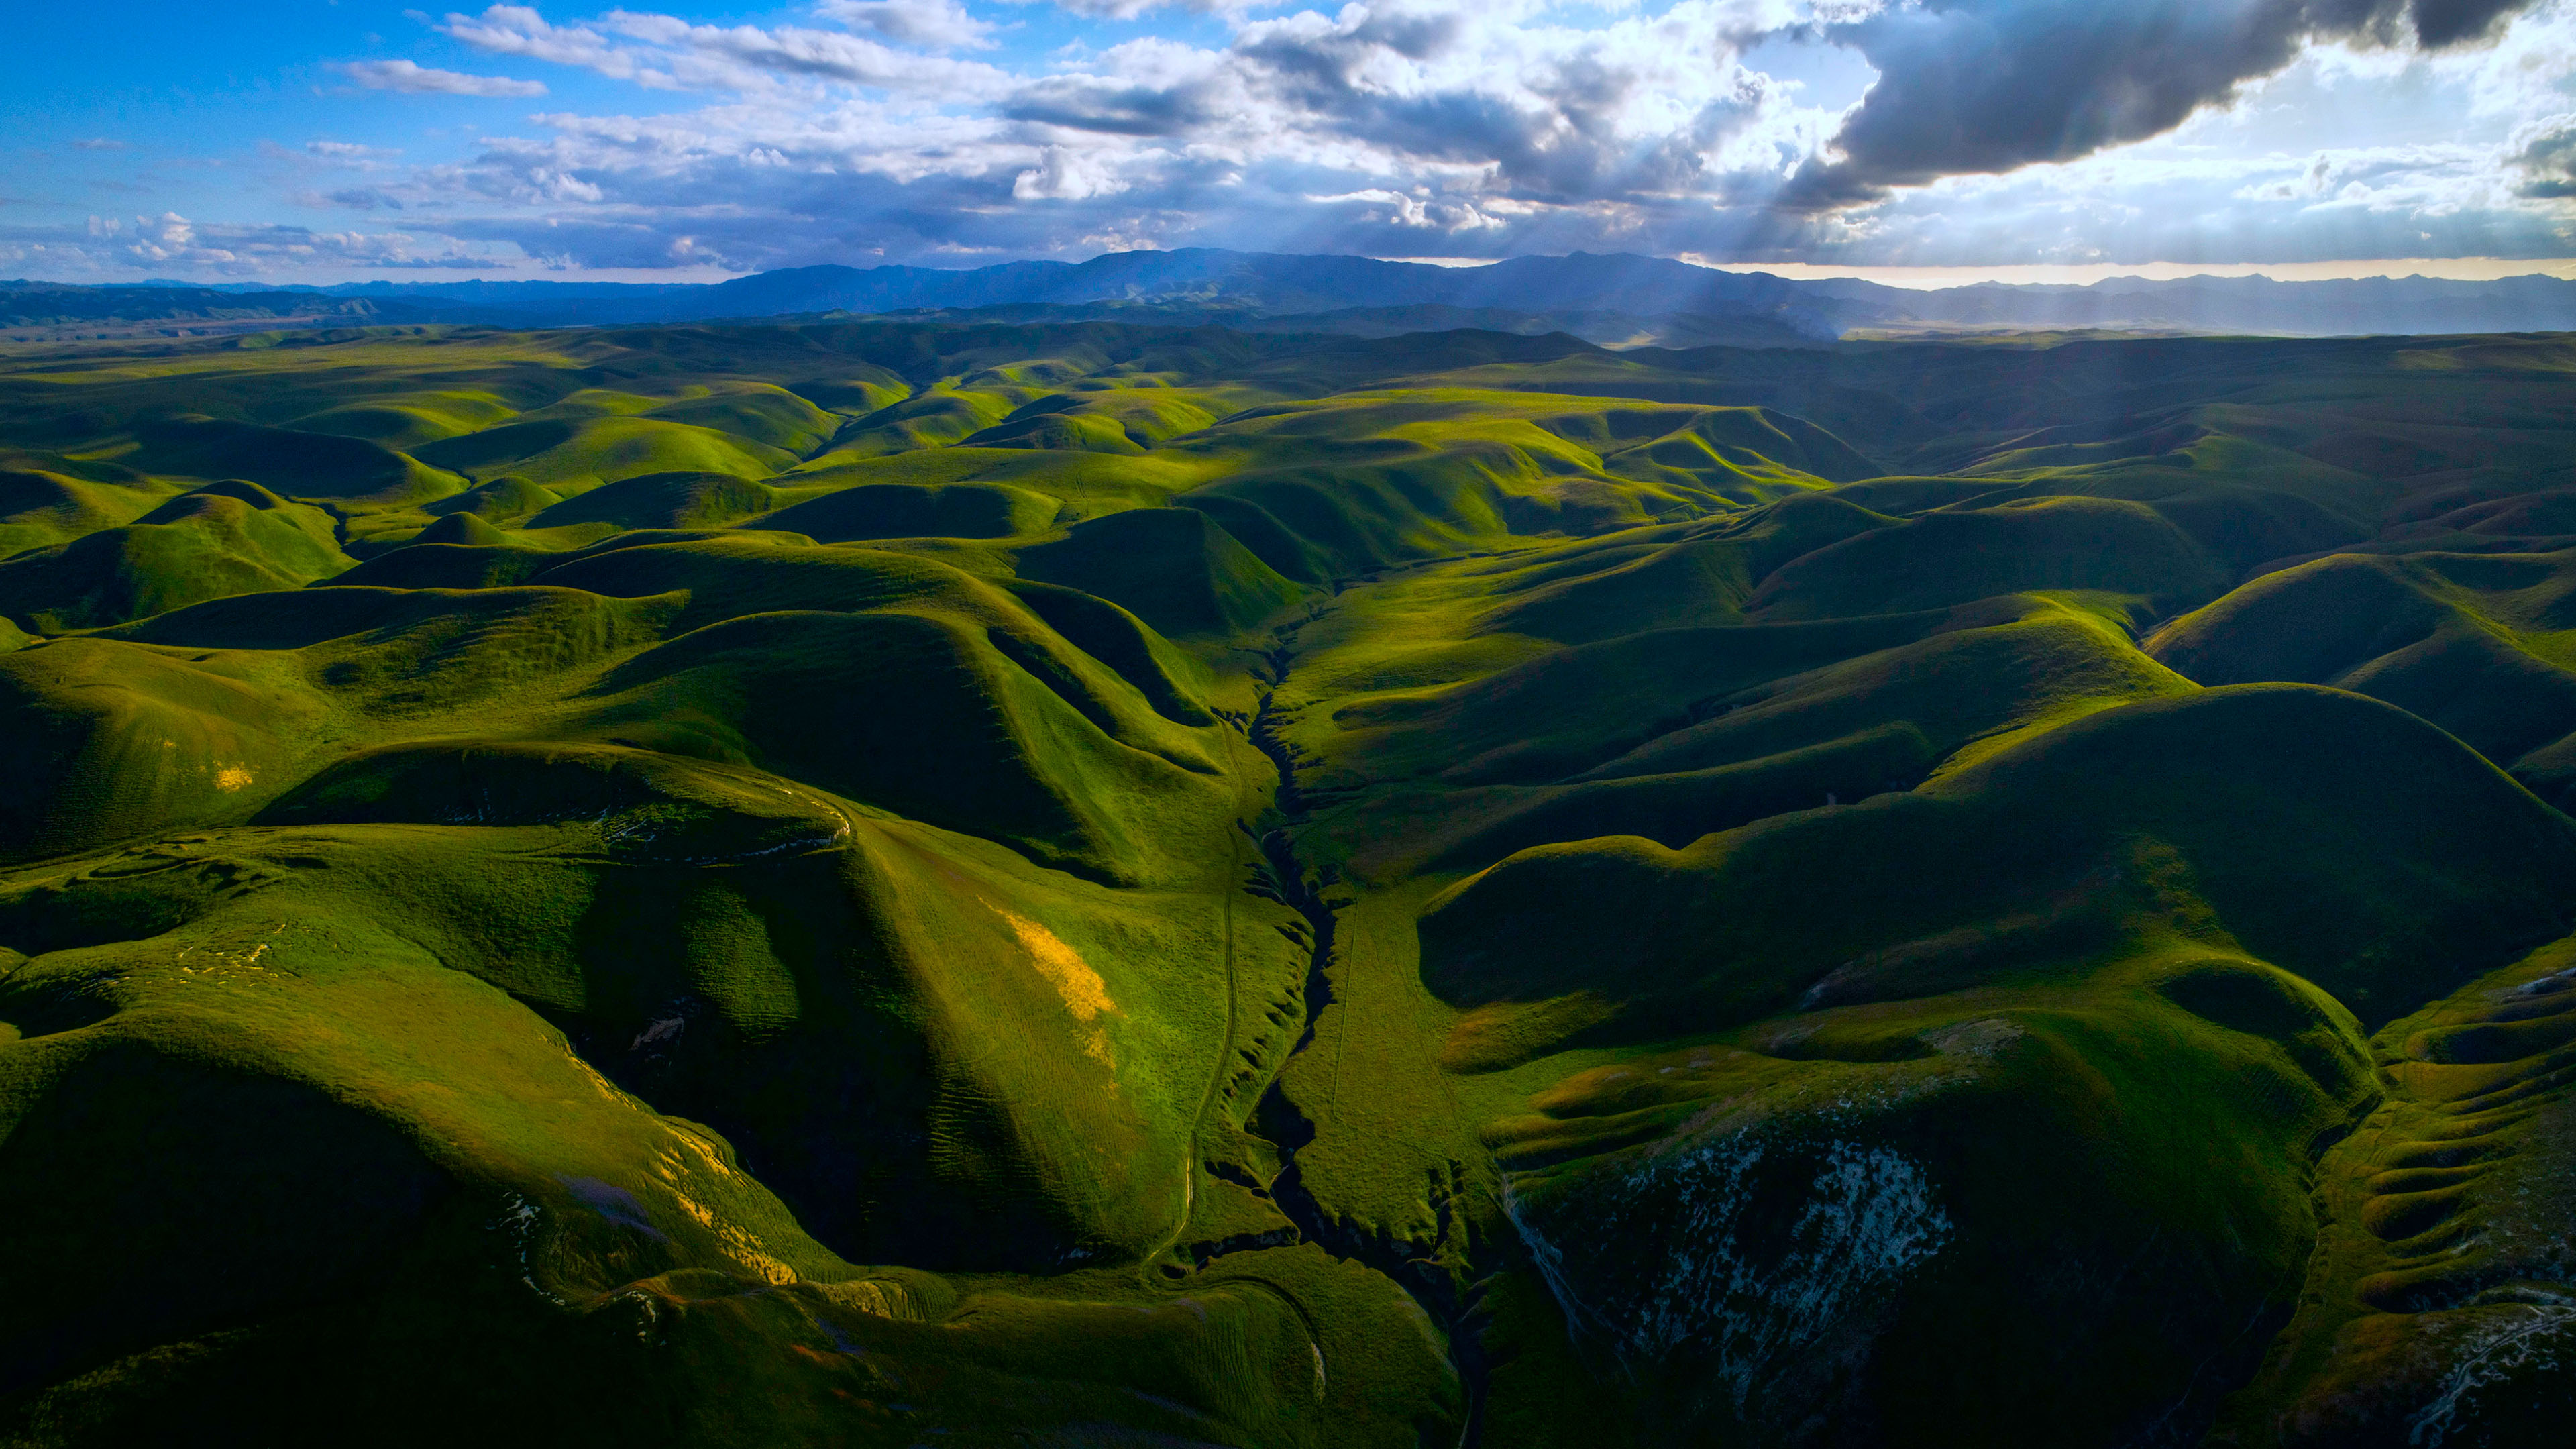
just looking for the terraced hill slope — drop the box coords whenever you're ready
[2,319,2573,1447]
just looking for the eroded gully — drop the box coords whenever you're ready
[1226,612,1495,1449]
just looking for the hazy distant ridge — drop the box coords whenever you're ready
[8,249,2573,339]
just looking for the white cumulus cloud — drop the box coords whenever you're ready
[338,58,549,96]
[33,1,2576,278]
[818,0,1000,50]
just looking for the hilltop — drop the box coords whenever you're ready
[1,317,2574,1446]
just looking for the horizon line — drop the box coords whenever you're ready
[14,252,2576,292]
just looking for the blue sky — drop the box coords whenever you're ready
[7,1,2576,284]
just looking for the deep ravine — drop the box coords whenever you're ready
[1233,614,1497,1449]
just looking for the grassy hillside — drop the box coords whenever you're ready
[2,319,2574,1446]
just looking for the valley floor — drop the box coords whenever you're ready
[1,320,2573,1446]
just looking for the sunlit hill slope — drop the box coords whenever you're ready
[2,317,2574,1446]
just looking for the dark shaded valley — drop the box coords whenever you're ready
[1,317,2573,1447]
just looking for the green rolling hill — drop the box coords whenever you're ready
[1,318,2573,1446]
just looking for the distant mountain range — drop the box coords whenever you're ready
[7,248,2573,343]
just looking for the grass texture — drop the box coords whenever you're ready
[2,320,2575,1446]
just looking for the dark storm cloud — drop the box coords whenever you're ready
[2513,115,2576,198]
[2411,0,2533,44]
[60,1,2571,283]
[1002,76,1230,137]
[1782,0,2547,210]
